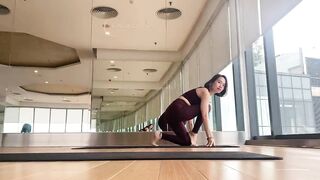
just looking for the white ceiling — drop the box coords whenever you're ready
[92,0,207,51]
[0,0,211,120]
[93,60,172,82]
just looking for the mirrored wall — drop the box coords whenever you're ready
[0,0,92,133]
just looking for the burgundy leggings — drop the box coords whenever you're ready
[158,99,203,146]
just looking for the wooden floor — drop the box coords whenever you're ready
[0,145,320,180]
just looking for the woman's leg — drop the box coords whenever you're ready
[157,99,200,146]
[158,112,171,131]
[161,120,191,146]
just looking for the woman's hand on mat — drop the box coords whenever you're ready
[206,137,214,147]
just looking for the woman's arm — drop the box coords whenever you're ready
[187,119,193,131]
[198,88,214,146]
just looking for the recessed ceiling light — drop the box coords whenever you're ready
[63,98,71,102]
[113,76,118,79]
[91,6,118,19]
[34,70,38,73]
[106,103,110,106]
[44,81,49,84]
[0,4,10,15]
[107,67,121,72]
[110,91,115,94]
[143,68,158,73]
[157,8,182,20]
[105,31,111,35]
[110,60,115,64]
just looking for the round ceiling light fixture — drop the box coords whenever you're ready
[143,68,157,73]
[91,6,118,19]
[0,4,10,15]
[157,8,181,20]
[107,67,122,72]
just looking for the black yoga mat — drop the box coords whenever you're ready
[72,145,239,149]
[0,151,282,162]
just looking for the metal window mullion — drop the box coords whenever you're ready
[48,108,52,133]
[214,96,222,131]
[244,49,259,138]
[232,58,245,131]
[32,108,35,133]
[81,109,84,132]
[263,30,282,136]
[65,109,68,133]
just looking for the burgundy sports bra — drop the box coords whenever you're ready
[181,88,201,105]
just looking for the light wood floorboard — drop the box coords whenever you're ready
[0,146,320,180]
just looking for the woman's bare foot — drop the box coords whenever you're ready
[189,132,198,146]
[152,131,162,146]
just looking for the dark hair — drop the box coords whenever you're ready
[204,74,228,97]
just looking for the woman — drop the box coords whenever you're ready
[152,74,228,146]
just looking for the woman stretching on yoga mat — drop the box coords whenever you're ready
[152,74,228,147]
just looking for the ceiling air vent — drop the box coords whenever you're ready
[91,6,118,19]
[157,8,181,20]
[0,4,10,15]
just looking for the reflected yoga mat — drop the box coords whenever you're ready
[0,151,282,162]
[72,145,240,149]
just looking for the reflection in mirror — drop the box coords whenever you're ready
[0,1,92,133]
[91,0,209,133]
[0,0,232,135]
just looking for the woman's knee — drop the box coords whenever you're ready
[158,117,168,131]
[181,138,192,146]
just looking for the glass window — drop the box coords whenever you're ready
[261,100,270,127]
[277,76,282,87]
[50,109,66,133]
[66,109,82,132]
[34,108,50,133]
[91,119,96,132]
[259,74,267,86]
[278,88,283,99]
[219,63,237,131]
[3,107,20,133]
[82,109,91,132]
[293,89,303,100]
[303,90,312,100]
[281,76,292,88]
[259,87,268,99]
[252,37,271,136]
[301,78,310,89]
[292,77,302,88]
[18,108,34,133]
[273,0,320,134]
